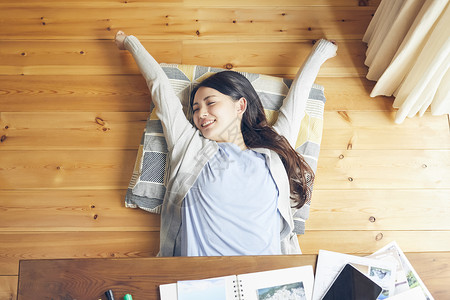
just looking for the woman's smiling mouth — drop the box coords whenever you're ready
[201,120,216,128]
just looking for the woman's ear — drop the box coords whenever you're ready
[237,97,247,115]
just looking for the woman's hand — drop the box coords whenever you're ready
[115,30,128,50]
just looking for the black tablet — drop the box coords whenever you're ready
[320,263,383,300]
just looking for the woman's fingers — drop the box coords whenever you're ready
[115,31,127,50]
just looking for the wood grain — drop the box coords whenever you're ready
[0,190,160,232]
[1,189,448,233]
[0,75,151,112]
[0,76,393,112]
[0,150,137,189]
[1,111,448,150]
[298,231,450,254]
[181,40,368,77]
[308,189,450,231]
[321,111,450,150]
[0,231,160,275]
[0,40,365,76]
[0,40,182,76]
[316,77,396,111]
[183,0,382,6]
[0,276,17,300]
[0,0,381,7]
[1,6,375,40]
[315,149,450,189]
[1,150,448,189]
[0,112,147,150]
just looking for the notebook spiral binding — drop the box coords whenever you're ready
[232,279,245,299]
[232,279,238,298]
[239,279,244,300]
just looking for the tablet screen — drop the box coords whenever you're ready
[321,264,382,300]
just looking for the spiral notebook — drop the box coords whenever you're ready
[159,265,314,300]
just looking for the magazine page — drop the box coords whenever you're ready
[371,241,434,300]
[384,287,427,300]
[177,275,237,300]
[160,283,178,300]
[236,265,315,300]
[159,275,237,300]
[312,250,397,300]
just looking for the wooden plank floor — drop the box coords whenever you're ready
[1,0,449,298]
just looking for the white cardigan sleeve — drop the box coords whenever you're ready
[273,39,337,146]
[124,35,196,150]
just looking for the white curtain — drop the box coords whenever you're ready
[363,0,449,124]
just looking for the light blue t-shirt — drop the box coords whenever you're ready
[180,142,281,256]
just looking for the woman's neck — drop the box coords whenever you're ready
[217,134,247,151]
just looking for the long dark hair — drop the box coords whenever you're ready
[190,71,314,209]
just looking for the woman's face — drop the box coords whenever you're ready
[192,87,246,143]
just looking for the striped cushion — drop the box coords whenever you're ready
[125,64,326,235]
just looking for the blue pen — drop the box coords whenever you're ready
[105,289,115,300]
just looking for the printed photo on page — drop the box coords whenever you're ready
[256,281,307,300]
[177,277,228,300]
[238,265,315,300]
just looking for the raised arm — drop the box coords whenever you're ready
[273,39,337,146]
[115,31,195,150]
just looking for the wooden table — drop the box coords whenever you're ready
[17,253,449,299]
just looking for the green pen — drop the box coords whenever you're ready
[124,294,133,300]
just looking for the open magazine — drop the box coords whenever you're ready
[160,265,315,300]
[160,242,433,300]
[368,241,433,300]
